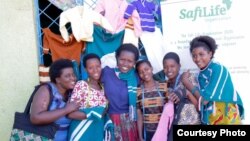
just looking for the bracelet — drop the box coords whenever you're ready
[191,86,198,95]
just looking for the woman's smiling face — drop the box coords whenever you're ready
[117,51,136,73]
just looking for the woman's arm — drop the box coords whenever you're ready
[186,90,199,110]
[181,71,209,105]
[30,85,79,125]
[67,110,86,120]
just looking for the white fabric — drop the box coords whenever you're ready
[123,28,138,48]
[59,6,114,42]
[140,27,167,73]
[101,52,117,68]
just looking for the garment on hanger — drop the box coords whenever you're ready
[123,17,139,48]
[59,6,114,42]
[130,0,160,32]
[140,27,167,73]
[85,25,125,58]
[43,28,85,64]
[95,0,142,36]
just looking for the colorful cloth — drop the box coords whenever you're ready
[199,61,244,124]
[110,113,138,141]
[69,82,112,141]
[70,80,107,108]
[114,67,138,121]
[95,0,142,36]
[101,66,139,141]
[137,83,167,132]
[206,102,241,125]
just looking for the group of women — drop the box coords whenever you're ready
[29,35,244,141]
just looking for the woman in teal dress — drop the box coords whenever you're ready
[182,35,244,125]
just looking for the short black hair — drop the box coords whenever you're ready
[136,59,152,73]
[49,59,73,83]
[115,43,139,62]
[163,52,180,64]
[82,53,101,68]
[190,35,218,58]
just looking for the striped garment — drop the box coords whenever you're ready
[137,83,167,132]
[68,107,114,141]
[130,0,159,32]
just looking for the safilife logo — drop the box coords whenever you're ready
[179,0,232,21]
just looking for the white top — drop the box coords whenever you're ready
[59,6,114,42]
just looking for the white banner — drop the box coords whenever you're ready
[161,0,250,124]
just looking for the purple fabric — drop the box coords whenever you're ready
[101,66,129,114]
[131,0,156,32]
[124,4,135,19]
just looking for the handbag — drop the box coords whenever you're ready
[10,84,58,141]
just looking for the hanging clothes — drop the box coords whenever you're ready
[59,6,114,42]
[42,28,85,64]
[130,0,160,32]
[140,27,167,73]
[95,0,142,36]
[48,0,77,11]
[85,25,125,58]
[123,18,139,47]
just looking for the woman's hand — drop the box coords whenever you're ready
[168,92,180,104]
[65,101,80,113]
[181,70,191,84]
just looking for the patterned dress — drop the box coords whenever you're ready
[68,80,110,141]
[70,80,107,108]
[137,82,167,141]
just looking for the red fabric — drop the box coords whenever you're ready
[110,113,138,141]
